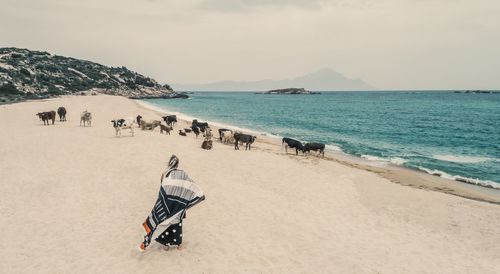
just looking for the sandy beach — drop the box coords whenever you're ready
[1,94,499,273]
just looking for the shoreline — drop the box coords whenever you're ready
[134,99,500,204]
[3,94,500,273]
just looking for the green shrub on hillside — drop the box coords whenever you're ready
[0,83,20,95]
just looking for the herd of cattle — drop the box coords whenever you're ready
[36,107,92,127]
[36,107,326,156]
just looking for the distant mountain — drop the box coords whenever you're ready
[0,47,184,104]
[173,68,374,91]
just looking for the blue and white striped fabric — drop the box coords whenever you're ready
[140,167,204,250]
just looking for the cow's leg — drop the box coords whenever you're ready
[131,127,134,136]
[285,145,288,154]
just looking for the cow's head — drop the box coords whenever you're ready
[301,143,308,153]
[251,136,257,143]
[111,120,118,127]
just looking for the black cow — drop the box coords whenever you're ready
[282,138,305,155]
[178,130,187,136]
[234,132,256,150]
[192,126,200,138]
[304,143,325,157]
[136,115,143,127]
[57,107,66,121]
[218,128,231,141]
[192,119,209,133]
[162,115,177,126]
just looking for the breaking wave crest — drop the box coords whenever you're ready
[417,167,500,189]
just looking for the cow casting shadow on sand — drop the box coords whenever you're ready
[36,111,56,125]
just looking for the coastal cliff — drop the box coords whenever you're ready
[0,47,186,103]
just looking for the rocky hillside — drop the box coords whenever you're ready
[0,47,186,103]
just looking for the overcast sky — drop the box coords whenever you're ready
[1,0,499,89]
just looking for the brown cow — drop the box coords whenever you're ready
[36,111,56,125]
[159,124,173,135]
[201,140,213,150]
[140,120,161,131]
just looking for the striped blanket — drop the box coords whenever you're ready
[140,168,205,250]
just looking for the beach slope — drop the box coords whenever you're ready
[0,95,499,273]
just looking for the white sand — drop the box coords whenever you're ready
[0,95,499,273]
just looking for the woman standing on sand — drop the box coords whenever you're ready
[140,155,205,251]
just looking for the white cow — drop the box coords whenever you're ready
[111,118,135,137]
[80,110,92,127]
[222,130,235,144]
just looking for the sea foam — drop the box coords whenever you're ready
[433,154,495,164]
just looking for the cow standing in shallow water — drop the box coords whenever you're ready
[57,107,67,121]
[36,111,56,125]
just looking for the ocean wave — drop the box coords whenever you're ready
[360,155,408,165]
[390,157,408,165]
[433,154,495,164]
[325,144,343,152]
[138,99,498,189]
[417,167,500,189]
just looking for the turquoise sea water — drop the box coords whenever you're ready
[142,91,500,188]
